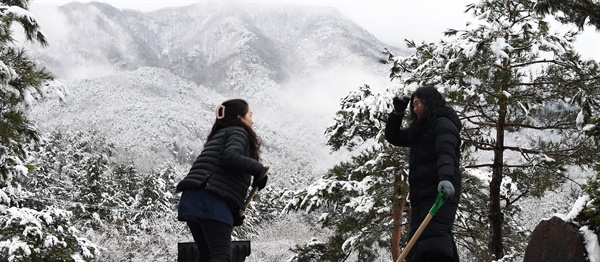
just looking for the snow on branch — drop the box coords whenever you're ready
[325,85,394,151]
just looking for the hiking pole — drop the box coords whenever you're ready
[396,189,446,262]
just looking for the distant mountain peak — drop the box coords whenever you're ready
[28,1,401,185]
[30,1,395,85]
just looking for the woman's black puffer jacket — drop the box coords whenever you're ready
[385,106,462,241]
[176,126,264,211]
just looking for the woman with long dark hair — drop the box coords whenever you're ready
[385,86,462,262]
[176,99,268,261]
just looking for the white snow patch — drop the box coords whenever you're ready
[555,195,590,222]
[580,226,600,262]
[342,235,359,252]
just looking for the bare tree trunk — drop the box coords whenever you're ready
[391,170,408,261]
[490,102,506,259]
[489,27,511,258]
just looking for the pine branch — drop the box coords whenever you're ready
[465,164,495,168]
[502,189,530,209]
[464,141,495,151]
[505,122,572,130]
[463,131,496,150]
[510,59,559,68]
[466,120,497,128]
[504,146,540,154]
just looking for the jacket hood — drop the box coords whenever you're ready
[437,106,462,131]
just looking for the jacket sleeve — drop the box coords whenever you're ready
[385,112,410,147]
[433,118,460,182]
[222,127,264,177]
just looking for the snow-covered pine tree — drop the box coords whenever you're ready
[0,0,52,186]
[534,0,600,30]
[24,129,119,222]
[136,164,179,233]
[26,129,185,261]
[123,164,181,261]
[285,82,491,261]
[285,85,412,261]
[573,108,600,239]
[537,0,600,243]
[383,0,600,259]
[0,1,99,260]
[574,163,600,235]
[285,85,493,261]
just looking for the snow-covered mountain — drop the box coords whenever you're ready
[30,2,394,86]
[27,1,403,187]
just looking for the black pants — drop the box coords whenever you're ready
[407,198,460,262]
[187,219,232,262]
[407,235,459,262]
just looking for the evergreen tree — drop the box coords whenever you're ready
[0,0,54,186]
[383,0,599,259]
[26,128,187,260]
[286,85,411,261]
[25,129,117,219]
[287,0,600,260]
[574,164,600,234]
[535,0,600,30]
[26,127,281,260]
[574,116,600,235]
[537,0,600,240]
[285,85,495,261]
[136,164,178,229]
[0,1,97,260]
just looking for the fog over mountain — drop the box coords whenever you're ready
[27,1,405,187]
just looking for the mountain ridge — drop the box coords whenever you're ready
[31,2,396,85]
[28,2,403,187]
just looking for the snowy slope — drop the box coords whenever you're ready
[27,2,401,188]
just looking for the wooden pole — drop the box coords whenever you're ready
[232,166,269,234]
[395,190,446,262]
[396,213,434,262]
[240,165,269,217]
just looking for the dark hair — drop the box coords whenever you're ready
[407,86,446,140]
[206,99,261,160]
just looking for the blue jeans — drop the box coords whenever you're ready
[187,219,232,262]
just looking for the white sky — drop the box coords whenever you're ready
[34,0,599,60]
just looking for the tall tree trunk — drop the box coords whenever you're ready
[489,32,511,258]
[490,99,506,259]
[391,170,408,261]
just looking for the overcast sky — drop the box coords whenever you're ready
[35,0,599,60]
